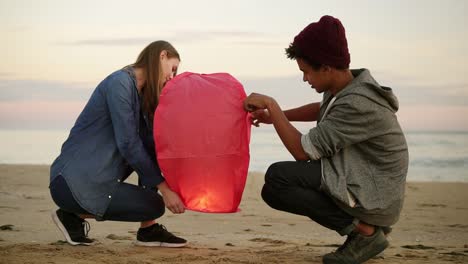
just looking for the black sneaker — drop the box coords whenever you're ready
[135,223,187,247]
[373,226,392,259]
[381,226,392,235]
[51,209,94,246]
[335,231,358,253]
[323,227,389,264]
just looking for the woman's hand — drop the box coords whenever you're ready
[157,181,185,214]
[250,109,272,127]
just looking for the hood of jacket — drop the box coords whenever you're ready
[335,69,399,112]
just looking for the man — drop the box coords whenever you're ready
[244,15,408,264]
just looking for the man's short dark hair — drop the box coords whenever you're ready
[285,42,348,71]
[285,43,322,70]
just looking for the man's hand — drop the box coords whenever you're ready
[243,93,273,112]
[250,109,272,127]
[157,181,185,214]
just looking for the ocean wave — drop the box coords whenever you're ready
[410,157,468,168]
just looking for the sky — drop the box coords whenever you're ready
[0,0,467,131]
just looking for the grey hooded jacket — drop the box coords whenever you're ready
[301,69,408,226]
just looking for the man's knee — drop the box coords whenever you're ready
[265,161,290,185]
[261,183,280,209]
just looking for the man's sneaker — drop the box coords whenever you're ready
[51,209,94,246]
[135,223,187,247]
[381,226,392,236]
[323,227,389,264]
[335,231,358,253]
[373,226,392,259]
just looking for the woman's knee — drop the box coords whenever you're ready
[148,194,166,219]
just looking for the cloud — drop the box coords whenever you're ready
[232,40,285,46]
[375,73,468,106]
[395,82,468,106]
[240,75,321,108]
[0,79,93,102]
[0,72,15,78]
[1,74,467,130]
[2,75,466,107]
[4,25,30,33]
[57,30,279,46]
[59,37,154,46]
[241,75,468,108]
[0,100,85,130]
[398,105,468,131]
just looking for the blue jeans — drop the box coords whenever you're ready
[50,175,165,222]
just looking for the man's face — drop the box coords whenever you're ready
[297,58,329,93]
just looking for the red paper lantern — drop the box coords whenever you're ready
[154,72,251,213]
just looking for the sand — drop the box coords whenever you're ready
[0,164,467,263]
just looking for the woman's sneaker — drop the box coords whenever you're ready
[135,223,187,247]
[51,209,94,246]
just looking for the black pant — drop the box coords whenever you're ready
[261,160,356,235]
[50,175,165,222]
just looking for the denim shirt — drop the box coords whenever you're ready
[50,67,164,220]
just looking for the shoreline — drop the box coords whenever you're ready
[1,164,467,263]
[1,163,467,183]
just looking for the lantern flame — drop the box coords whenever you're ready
[186,191,217,212]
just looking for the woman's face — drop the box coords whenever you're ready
[160,52,180,86]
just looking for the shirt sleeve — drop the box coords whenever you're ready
[301,134,321,160]
[304,95,385,159]
[105,74,164,187]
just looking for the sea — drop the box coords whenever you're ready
[0,128,467,182]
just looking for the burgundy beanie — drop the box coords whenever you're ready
[293,15,350,68]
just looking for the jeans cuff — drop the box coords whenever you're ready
[337,218,359,236]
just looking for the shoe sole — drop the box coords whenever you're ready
[323,239,389,264]
[51,211,93,246]
[361,239,389,262]
[133,240,188,248]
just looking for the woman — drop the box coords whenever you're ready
[49,40,187,247]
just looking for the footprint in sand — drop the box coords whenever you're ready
[0,206,19,210]
[106,234,133,240]
[49,240,68,246]
[242,214,256,217]
[401,244,436,250]
[439,251,467,256]
[0,224,17,231]
[22,194,44,200]
[447,224,468,228]
[305,243,341,248]
[249,238,286,245]
[417,203,447,208]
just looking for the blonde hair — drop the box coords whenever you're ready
[133,40,180,120]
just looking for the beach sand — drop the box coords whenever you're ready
[0,164,467,263]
